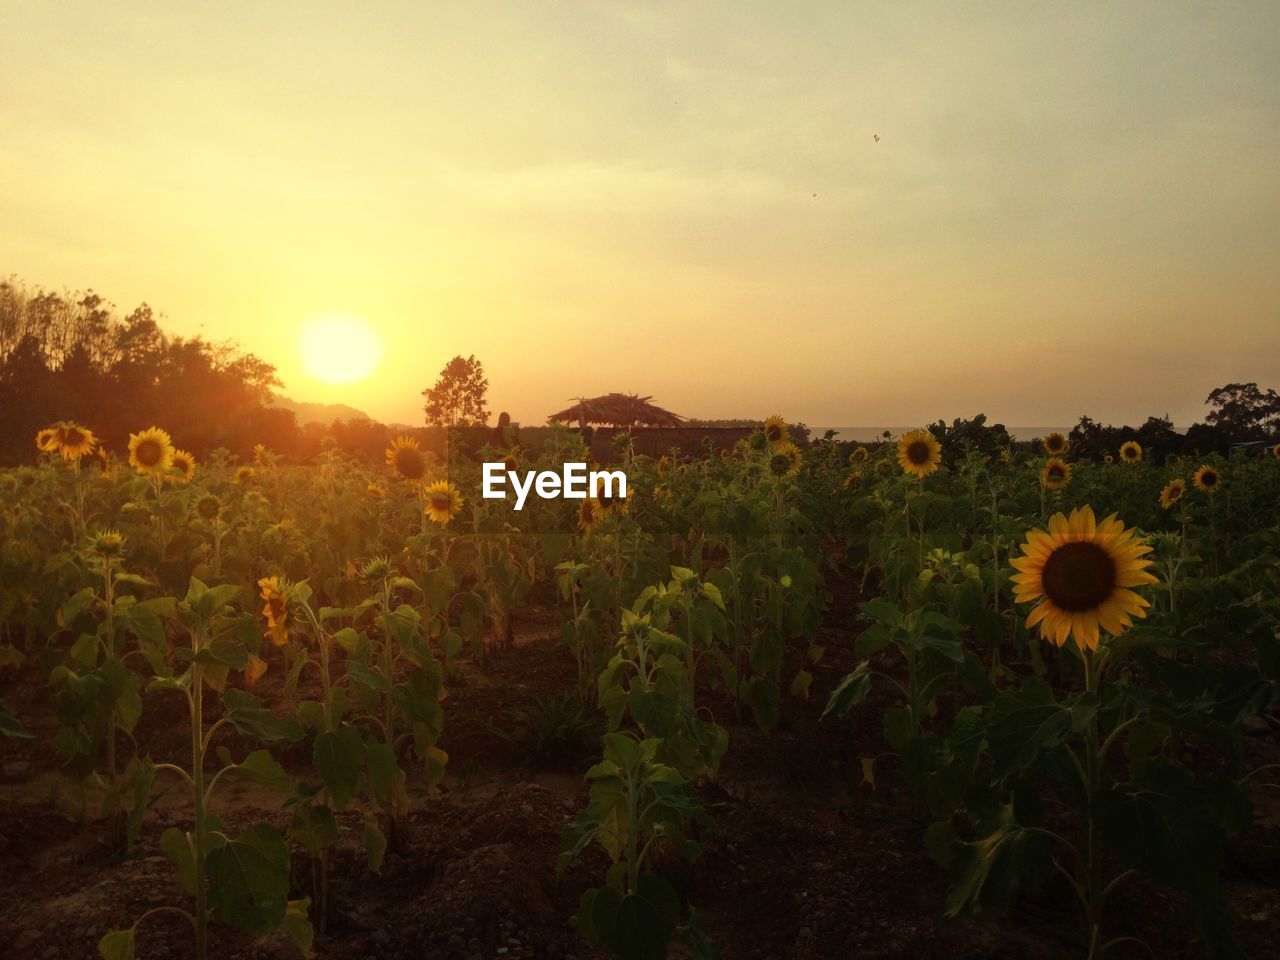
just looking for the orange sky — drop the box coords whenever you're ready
[2,3,1278,427]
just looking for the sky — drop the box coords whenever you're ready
[2,2,1278,428]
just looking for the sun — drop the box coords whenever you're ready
[300,315,382,384]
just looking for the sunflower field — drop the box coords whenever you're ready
[2,420,1279,960]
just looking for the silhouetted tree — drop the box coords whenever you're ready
[1203,383,1280,442]
[422,354,489,428]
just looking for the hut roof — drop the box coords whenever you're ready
[547,393,685,428]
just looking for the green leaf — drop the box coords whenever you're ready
[822,661,871,719]
[313,726,364,810]
[230,749,294,794]
[284,899,315,958]
[943,805,1050,917]
[220,689,304,744]
[0,703,33,738]
[985,678,1096,782]
[97,929,135,960]
[206,824,290,932]
[741,676,778,733]
[160,827,197,894]
[289,804,338,860]
[587,875,680,960]
[364,814,387,873]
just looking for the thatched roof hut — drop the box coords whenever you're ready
[547,393,685,429]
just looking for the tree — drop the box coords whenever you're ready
[422,354,489,428]
[1204,382,1280,441]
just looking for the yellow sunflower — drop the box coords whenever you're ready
[52,421,97,461]
[843,469,862,489]
[1042,432,1069,456]
[1160,478,1185,509]
[258,576,290,646]
[849,446,869,464]
[234,465,257,485]
[1011,506,1158,651]
[128,427,175,477]
[35,427,58,453]
[657,454,672,478]
[367,482,386,500]
[1119,441,1142,464]
[1041,458,1071,490]
[769,440,803,477]
[1104,455,1114,464]
[763,415,789,445]
[423,480,463,525]
[386,435,428,482]
[897,429,942,478]
[1192,465,1221,493]
[167,449,196,485]
[1271,442,1280,459]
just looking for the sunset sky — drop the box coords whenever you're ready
[3,3,1278,428]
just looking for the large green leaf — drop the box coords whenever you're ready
[984,679,1096,782]
[585,875,681,960]
[206,824,290,932]
[220,689,304,744]
[943,805,1051,917]
[313,726,364,810]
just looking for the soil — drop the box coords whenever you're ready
[1,562,1278,960]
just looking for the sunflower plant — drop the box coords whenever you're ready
[100,577,311,960]
[911,508,1254,960]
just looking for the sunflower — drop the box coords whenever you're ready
[196,494,221,520]
[1041,458,1071,490]
[597,487,628,516]
[657,454,672,478]
[1272,443,1280,459]
[423,480,463,525]
[89,529,126,560]
[849,446,869,464]
[1192,465,1221,493]
[386,436,428,482]
[503,452,520,474]
[843,469,862,489]
[1104,455,1114,464]
[578,498,599,532]
[253,444,271,466]
[769,440,803,477]
[763,415,789,445]
[35,427,58,454]
[897,429,942,478]
[1010,506,1158,651]
[257,576,290,646]
[366,482,386,500]
[167,449,196,485]
[51,421,97,461]
[234,465,257,485]
[1042,432,1069,456]
[1119,441,1142,464]
[1160,478,1185,510]
[127,427,174,476]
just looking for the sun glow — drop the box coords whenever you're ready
[300,316,382,384]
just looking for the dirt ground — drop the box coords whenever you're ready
[2,565,1278,960]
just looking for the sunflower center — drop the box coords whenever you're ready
[906,440,931,465]
[395,448,425,479]
[429,493,450,511]
[1201,472,1217,487]
[136,440,163,466]
[1041,541,1116,613]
